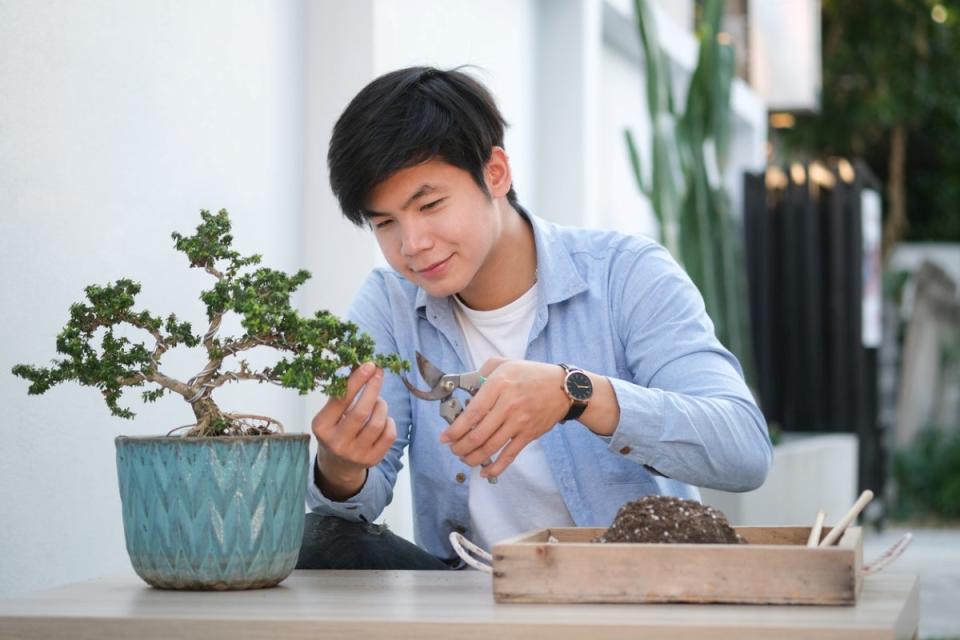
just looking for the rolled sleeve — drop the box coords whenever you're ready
[305,463,392,522]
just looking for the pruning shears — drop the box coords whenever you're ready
[402,351,497,484]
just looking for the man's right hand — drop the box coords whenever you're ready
[311,362,396,501]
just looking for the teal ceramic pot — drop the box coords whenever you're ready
[115,434,310,590]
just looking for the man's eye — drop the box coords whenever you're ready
[421,198,445,211]
[373,219,392,229]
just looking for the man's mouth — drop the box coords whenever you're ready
[415,255,452,277]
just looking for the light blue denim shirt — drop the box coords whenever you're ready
[306,209,772,560]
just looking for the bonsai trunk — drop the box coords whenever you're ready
[191,397,226,436]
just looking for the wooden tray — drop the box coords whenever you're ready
[491,526,863,605]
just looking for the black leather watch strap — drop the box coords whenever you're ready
[563,399,588,423]
[559,363,591,423]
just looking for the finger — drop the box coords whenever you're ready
[440,381,497,444]
[340,367,384,438]
[368,416,397,464]
[355,397,388,449]
[314,362,377,429]
[478,356,508,377]
[481,435,530,479]
[449,397,506,457]
[462,419,513,467]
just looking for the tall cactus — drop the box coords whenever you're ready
[626,0,755,383]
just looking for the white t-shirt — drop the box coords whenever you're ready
[451,283,576,551]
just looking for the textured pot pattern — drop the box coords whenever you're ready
[115,434,309,590]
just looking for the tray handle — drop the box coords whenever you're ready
[449,531,493,573]
[863,532,912,575]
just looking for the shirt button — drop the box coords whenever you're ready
[455,472,466,483]
[619,446,632,455]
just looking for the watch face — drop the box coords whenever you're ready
[565,371,593,401]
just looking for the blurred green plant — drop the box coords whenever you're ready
[893,426,960,520]
[767,421,783,446]
[780,0,960,252]
[12,209,408,437]
[626,0,754,381]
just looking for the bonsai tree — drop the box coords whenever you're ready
[13,209,408,437]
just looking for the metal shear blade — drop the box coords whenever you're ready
[402,352,452,400]
[402,352,484,400]
[416,352,445,388]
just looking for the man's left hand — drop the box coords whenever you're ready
[439,358,570,479]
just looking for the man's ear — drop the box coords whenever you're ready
[485,146,513,199]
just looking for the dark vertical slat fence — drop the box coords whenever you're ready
[744,161,883,499]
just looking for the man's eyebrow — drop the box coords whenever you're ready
[402,184,438,210]
[364,184,441,219]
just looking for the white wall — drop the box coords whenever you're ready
[600,43,660,237]
[0,0,306,597]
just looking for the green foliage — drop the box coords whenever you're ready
[780,0,960,241]
[893,426,960,520]
[141,387,168,403]
[627,0,755,382]
[267,313,408,398]
[13,208,409,433]
[171,209,263,277]
[12,279,197,419]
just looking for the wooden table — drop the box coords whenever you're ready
[0,570,918,639]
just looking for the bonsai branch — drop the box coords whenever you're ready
[115,370,192,398]
[145,371,194,397]
[186,332,287,392]
[206,369,282,390]
[204,263,224,281]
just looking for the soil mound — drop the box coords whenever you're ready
[594,495,744,544]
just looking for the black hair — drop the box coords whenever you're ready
[328,66,520,227]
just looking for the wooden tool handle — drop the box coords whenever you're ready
[806,510,826,547]
[820,490,873,547]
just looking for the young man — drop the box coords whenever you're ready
[299,66,771,569]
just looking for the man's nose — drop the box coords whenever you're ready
[400,219,433,256]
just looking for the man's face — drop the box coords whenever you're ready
[364,158,502,299]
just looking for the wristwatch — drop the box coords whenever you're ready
[559,363,593,423]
